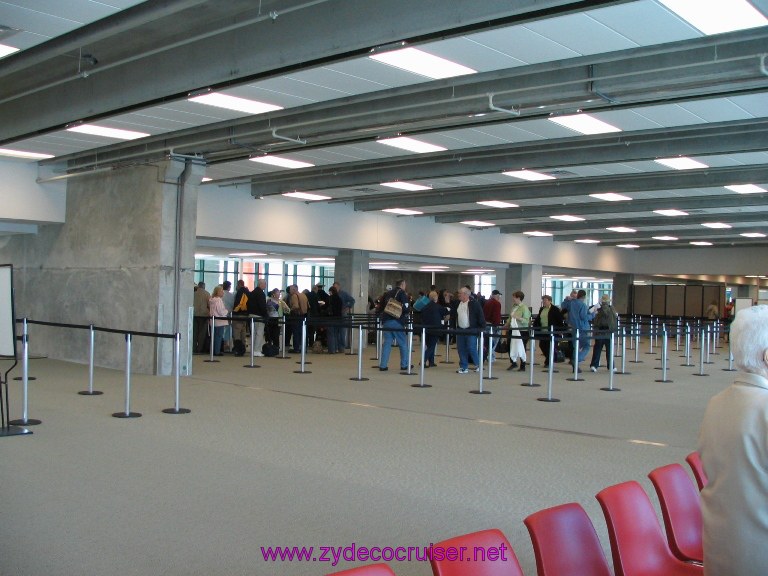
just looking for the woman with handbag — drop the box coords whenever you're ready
[378,280,411,372]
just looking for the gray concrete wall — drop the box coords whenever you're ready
[0,160,200,374]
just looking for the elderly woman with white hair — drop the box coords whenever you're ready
[698,305,768,576]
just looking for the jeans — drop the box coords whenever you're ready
[425,334,439,366]
[573,332,591,363]
[290,314,306,351]
[213,325,226,354]
[327,324,341,353]
[380,318,409,369]
[590,337,612,368]
[457,330,479,370]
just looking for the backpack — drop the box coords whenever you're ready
[233,293,248,313]
[413,294,430,312]
[596,305,617,331]
[262,343,279,357]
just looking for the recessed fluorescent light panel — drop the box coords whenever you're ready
[654,157,708,170]
[369,47,476,79]
[574,239,600,244]
[654,209,689,217]
[617,244,640,249]
[67,124,149,140]
[303,257,335,262]
[188,93,283,114]
[590,192,632,201]
[380,181,432,191]
[0,44,20,58]
[524,231,553,237]
[652,236,678,241]
[201,177,213,182]
[548,113,622,135]
[377,137,447,154]
[740,232,767,238]
[551,215,585,222]
[282,191,331,201]
[0,148,55,160]
[725,184,767,194]
[465,269,494,274]
[382,208,423,215]
[690,241,713,246]
[658,0,768,35]
[194,253,214,259]
[461,220,495,227]
[229,252,267,257]
[251,155,315,169]
[502,169,556,181]
[606,226,636,233]
[701,222,731,229]
[370,262,399,266]
[477,200,519,208]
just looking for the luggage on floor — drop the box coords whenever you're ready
[232,339,246,357]
[262,343,280,357]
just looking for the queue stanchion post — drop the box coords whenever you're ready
[538,332,560,402]
[681,322,694,366]
[704,324,714,364]
[112,333,141,418]
[485,328,498,381]
[566,329,584,382]
[412,327,431,388]
[440,320,453,364]
[675,319,681,352]
[345,317,356,356]
[711,322,719,355]
[723,337,737,372]
[12,317,36,382]
[617,326,630,375]
[203,315,219,363]
[469,329,490,395]
[401,320,415,376]
[693,325,709,377]
[646,317,656,355]
[10,318,42,426]
[350,324,369,382]
[244,317,260,368]
[277,319,291,360]
[79,323,103,396]
[163,332,191,414]
[521,331,540,387]
[293,319,311,374]
[601,329,621,392]
[370,316,381,360]
[630,323,642,363]
[654,326,673,383]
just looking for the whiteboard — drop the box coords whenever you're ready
[0,265,15,358]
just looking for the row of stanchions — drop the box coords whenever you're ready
[6,315,737,426]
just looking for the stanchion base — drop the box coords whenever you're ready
[112,412,142,418]
[655,379,674,383]
[345,352,356,356]
[616,371,631,375]
[566,378,585,382]
[542,368,560,373]
[628,361,644,364]
[295,361,312,365]
[275,356,293,360]
[469,390,491,395]
[411,383,432,388]
[521,383,541,387]
[400,371,417,376]
[600,387,621,392]
[645,352,657,355]
[12,376,36,381]
[722,368,737,372]
[703,361,715,365]
[162,408,191,414]
[0,425,32,436]
[78,390,104,396]
[243,364,261,368]
[537,397,560,402]
[203,359,220,363]
[9,418,41,426]
[293,370,312,374]
[350,377,370,382]
[439,361,455,364]
[692,373,709,377]
[484,376,499,380]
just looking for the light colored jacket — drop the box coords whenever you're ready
[208,296,229,327]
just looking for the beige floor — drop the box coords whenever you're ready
[0,339,731,576]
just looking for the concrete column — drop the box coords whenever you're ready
[335,249,370,313]
[0,158,203,374]
[612,273,633,315]
[504,264,542,311]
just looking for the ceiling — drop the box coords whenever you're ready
[1,0,768,252]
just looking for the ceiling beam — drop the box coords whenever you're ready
[246,118,768,196]
[0,0,617,144]
[353,165,768,211]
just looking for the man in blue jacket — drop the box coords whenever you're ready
[378,280,411,372]
[454,287,486,374]
[567,289,595,365]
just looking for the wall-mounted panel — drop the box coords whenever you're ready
[685,285,703,317]
[633,285,652,315]
[652,285,667,315]
[666,285,685,316]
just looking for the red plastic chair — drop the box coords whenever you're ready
[430,528,524,576]
[685,451,708,491]
[648,463,703,564]
[524,502,612,576]
[328,564,396,576]
[596,481,702,576]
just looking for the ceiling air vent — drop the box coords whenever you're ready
[350,187,378,193]
[543,170,577,177]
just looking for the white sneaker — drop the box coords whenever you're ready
[590,366,597,372]
[457,368,469,374]
[254,352,265,357]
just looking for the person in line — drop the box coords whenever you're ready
[589,294,618,372]
[420,290,449,368]
[220,280,234,352]
[333,281,356,349]
[698,305,768,576]
[533,295,564,368]
[483,289,502,363]
[247,278,268,357]
[208,285,229,356]
[567,289,595,365]
[454,287,486,374]
[560,288,578,323]
[378,279,410,372]
[231,279,250,355]
[193,281,210,353]
[505,290,531,371]
[326,286,343,354]
[288,284,309,353]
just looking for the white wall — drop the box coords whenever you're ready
[0,159,66,223]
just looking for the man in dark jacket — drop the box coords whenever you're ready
[454,287,486,374]
[420,290,449,368]
[247,278,268,356]
[378,279,411,372]
[533,294,564,367]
